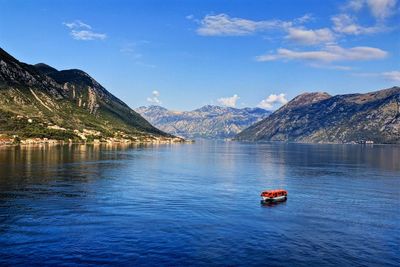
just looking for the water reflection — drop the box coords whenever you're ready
[0,142,398,266]
[0,142,398,202]
[252,143,400,175]
[0,143,185,202]
[260,200,288,207]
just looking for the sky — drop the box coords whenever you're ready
[0,0,399,111]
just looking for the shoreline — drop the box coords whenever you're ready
[234,140,399,145]
[0,136,193,147]
[1,139,397,147]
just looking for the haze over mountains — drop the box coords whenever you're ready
[0,48,180,143]
[236,87,400,144]
[136,105,271,139]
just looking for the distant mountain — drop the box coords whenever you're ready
[0,48,181,144]
[135,105,271,139]
[236,87,400,144]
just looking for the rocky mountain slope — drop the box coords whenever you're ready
[136,105,271,139]
[0,48,181,144]
[236,87,400,144]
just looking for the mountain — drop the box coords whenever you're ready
[0,48,181,144]
[135,105,271,139]
[236,87,400,144]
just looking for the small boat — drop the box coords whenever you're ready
[260,189,288,203]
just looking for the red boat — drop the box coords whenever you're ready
[260,189,288,203]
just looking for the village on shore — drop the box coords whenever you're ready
[0,126,187,146]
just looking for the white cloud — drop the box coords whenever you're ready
[256,45,388,63]
[147,90,161,104]
[345,0,366,11]
[258,93,288,109]
[286,27,335,45]
[382,71,400,81]
[217,94,240,107]
[294,14,314,24]
[344,0,398,20]
[196,13,292,36]
[63,20,92,29]
[195,13,375,46]
[308,63,353,71]
[366,0,397,20]
[71,30,107,40]
[193,12,392,48]
[63,20,106,41]
[331,14,384,35]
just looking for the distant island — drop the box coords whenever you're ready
[136,105,271,139]
[236,87,400,144]
[0,48,183,145]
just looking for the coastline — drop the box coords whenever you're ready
[0,135,193,147]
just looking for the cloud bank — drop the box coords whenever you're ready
[189,0,397,70]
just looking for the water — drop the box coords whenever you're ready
[0,141,399,266]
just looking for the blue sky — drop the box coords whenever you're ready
[1,0,399,110]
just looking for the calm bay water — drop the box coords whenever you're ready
[0,141,399,266]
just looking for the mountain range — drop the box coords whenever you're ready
[1,47,398,145]
[236,87,400,144]
[136,105,271,139]
[0,48,181,144]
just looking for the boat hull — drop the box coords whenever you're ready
[261,195,287,203]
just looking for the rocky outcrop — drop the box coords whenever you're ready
[236,87,400,144]
[136,105,271,139]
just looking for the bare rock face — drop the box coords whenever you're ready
[136,105,271,139]
[0,47,172,141]
[236,87,400,144]
[283,92,331,109]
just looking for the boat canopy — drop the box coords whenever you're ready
[261,189,287,197]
